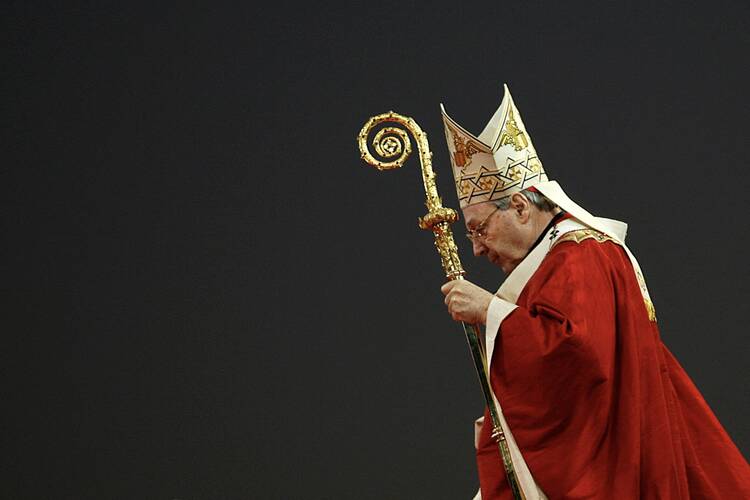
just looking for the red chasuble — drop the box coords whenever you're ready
[477,238,750,499]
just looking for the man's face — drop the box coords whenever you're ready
[462,200,532,274]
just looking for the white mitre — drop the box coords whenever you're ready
[441,84,548,209]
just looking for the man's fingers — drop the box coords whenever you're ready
[440,281,455,295]
[440,279,490,325]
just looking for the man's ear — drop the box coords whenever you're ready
[511,193,531,223]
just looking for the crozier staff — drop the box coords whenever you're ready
[439,85,750,499]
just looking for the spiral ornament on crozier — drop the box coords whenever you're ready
[357,112,413,171]
[357,111,464,280]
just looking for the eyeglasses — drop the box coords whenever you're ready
[465,206,501,242]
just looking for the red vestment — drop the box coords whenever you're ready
[477,238,750,499]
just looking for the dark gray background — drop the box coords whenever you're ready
[3,1,748,499]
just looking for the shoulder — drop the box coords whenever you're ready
[538,228,627,278]
[518,229,627,313]
[552,228,617,249]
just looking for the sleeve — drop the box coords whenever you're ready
[486,240,619,456]
[485,297,517,343]
[492,241,616,381]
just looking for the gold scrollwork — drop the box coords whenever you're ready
[357,111,465,280]
[358,112,413,171]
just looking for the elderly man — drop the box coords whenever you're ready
[439,85,750,499]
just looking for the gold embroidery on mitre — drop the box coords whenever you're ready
[458,165,503,205]
[498,107,528,151]
[507,165,523,181]
[446,122,484,169]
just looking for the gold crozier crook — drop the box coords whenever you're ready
[357,111,526,500]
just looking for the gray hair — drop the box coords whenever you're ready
[494,188,557,212]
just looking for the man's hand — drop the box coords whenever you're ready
[440,279,494,325]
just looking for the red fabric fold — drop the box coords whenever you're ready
[477,239,750,499]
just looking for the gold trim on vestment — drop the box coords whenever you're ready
[552,228,657,322]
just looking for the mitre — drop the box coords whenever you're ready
[441,84,548,209]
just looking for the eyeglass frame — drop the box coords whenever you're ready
[465,205,502,242]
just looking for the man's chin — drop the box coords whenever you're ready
[489,255,513,274]
[499,260,520,275]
